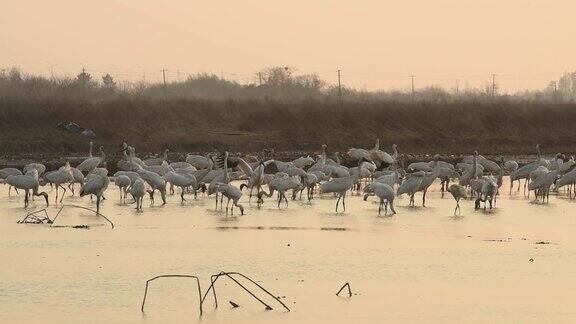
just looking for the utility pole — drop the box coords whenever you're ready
[258,72,263,86]
[177,70,181,83]
[410,75,415,97]
[82,67,86,101]
[456,79,459,94]
[162,69,168,101]
[337,69,342,105]
[492,74,496,97]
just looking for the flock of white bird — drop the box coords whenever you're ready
[1,140,575,217]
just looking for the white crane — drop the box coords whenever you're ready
[77,146,106,173]
[447,184,467,215]
[292,156,315,169]
[348,147,372,164]
[397,171,425,207]
[459,151,479,187]
[363,182,396,216]
[23,163,46,176]
[297,172,320,202]
[45,162,75,203]
[137,169,167,205]
[115,175,131,203]
[144,149,169,166]
[186,154,212,170]
[213,152,244,215]
[258,176,302,209]
[319,162,362,212]
[0,168,23,196]
[67,167,85,196]
[80,174,109,213]
[475,177,498,210]
[238,158,275,201]
[370,138,395,166]
[6,170,49,207]
[163,170,197,203]
[415,156,441,206]
[127,178,145,211]
[87,141,93,157]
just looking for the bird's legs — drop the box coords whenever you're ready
[59,184,66,203]
[335,195,341,213]
[148,189,155,205]
[24,189,30,207]
[422,189,427,207]
[96,195,101,213]
[284,193,290,206]
[180,187,186,203]
[160,189,167,205]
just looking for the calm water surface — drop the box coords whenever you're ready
[1,178,576,323]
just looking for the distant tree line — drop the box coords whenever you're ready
[1,66,571,104]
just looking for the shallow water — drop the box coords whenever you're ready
[1,178,576,323]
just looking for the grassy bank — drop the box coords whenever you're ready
[0,96,575,157]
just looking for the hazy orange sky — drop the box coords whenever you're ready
[1,0,574,92]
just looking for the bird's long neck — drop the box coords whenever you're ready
[392,145,398,160]
[224,154,230,183]
[89,142,93,157]
[374,138,380,151]
[163,149,168,160]
[432,160,440,177]
[100,147,106,161]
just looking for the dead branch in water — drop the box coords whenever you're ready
[336,282,352,297]
[18,208,52,224]
[140,274,203,315]
[50,204,114,229]
[201,271,290,313]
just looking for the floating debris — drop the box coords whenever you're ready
[534,241,550,245]
[229,301,240,308]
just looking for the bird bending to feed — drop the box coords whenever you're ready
[6,169,49,208]
[363,182,396,216]
[80,174,109,213]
